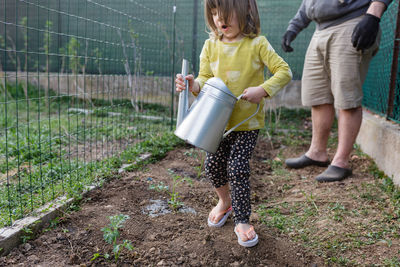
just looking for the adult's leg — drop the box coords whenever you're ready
[316,16,378,181]
[315,106,361,182]
[331,106,362,168]
[285,29,334,169]
[306,103,335,162]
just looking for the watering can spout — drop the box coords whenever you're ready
[176,59,190,128]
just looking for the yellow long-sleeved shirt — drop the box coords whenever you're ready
[195,35,292,131]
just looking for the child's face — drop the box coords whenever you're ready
[211,8,242,42]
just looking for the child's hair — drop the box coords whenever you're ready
[204,0,260,39]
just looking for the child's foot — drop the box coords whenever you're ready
[234,223,258,247]
[207,202,232,227]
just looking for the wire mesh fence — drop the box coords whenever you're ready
[0,0,187,228]
[0,0,399,228]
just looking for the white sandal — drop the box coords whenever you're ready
[207,206,232,227]
[234,225,259,247]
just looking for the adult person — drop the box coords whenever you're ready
[282,0,393,182]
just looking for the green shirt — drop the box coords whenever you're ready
[195,36,292,131]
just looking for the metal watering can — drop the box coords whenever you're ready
[175,59,259,153]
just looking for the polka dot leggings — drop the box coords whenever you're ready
[204,130,259,224]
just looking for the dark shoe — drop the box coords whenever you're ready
[315,165,352,182]
[285,154,330,169]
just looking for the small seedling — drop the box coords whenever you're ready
[20,220,41,243]
[21,226,34,243]
[167,169,193,210]
[149,181,169,192]
[95,214,134,262]
[68,202,81,212]
[194,151,206,178]
[49,217,61,228]
[184,148,196,157]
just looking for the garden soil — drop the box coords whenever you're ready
[0,135,394,266]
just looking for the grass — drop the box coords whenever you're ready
[258,168,400,265]
[257,108,400,266]
[0,81,180,228]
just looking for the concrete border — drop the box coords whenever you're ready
[356,109,400,185]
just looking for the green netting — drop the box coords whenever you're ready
[363,0,399,122]
[394,63,400,122]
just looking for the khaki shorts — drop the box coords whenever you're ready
[302,16,380,109]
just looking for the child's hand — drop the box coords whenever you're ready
[175,74,200,94]
[241,86,268,103]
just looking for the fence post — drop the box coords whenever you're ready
[170,1,177,130]
[3,0,13,227]
[191,0,199,75]
[387,3,400,119]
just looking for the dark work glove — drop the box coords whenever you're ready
[281,31,297,52]
[351,14,380,51]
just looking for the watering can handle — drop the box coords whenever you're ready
[176,59,190,127]
[222,94,260,138]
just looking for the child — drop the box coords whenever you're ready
[175,0,292,247]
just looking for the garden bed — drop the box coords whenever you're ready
[1,109,399,266]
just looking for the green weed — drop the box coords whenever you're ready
[48,217,61,229]
[21,226,34,243]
